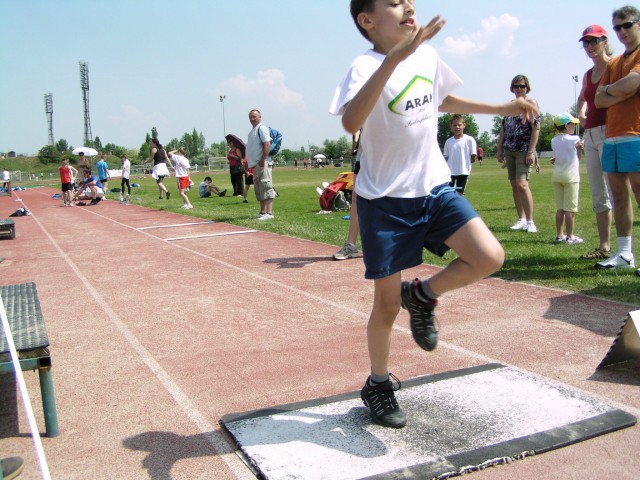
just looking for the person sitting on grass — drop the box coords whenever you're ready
[198,177,227,197]
[73,169,105,205]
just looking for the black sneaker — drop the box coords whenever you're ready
[401,278,439,351]
[360,374,406,428]
[89,197,102,206]
[166,191,171,200]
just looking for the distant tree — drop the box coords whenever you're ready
[477,131,497,155]
[55,139,69,154]
[209,141,226,157]
[537,113,556,152]
[94,136,103,150]
[491,115,503,138]
[38,145,61,164]
[437,113,479,150]
[323,136,351,160]
[103,143,127,158]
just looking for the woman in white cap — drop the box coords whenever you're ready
[576,24,613,260]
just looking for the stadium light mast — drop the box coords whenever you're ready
[44,93,54,146]
[79,61,93,145]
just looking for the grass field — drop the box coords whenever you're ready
[30,159,640,305]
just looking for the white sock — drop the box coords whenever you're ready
[617,236,633,255]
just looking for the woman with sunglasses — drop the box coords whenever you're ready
[497,74,540,233]
[576,25,614,261]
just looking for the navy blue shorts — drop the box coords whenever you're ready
[357,183,479,279]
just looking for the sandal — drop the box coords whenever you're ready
[579,248,611,260]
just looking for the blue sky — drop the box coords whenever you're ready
[0,1,619,155]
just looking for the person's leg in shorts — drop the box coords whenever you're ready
[358,187,503,427]
[581,126,612,257]
[596,137,640,269]
[506,150,535,231]
[253,164,276,217]
[553,181,566,240]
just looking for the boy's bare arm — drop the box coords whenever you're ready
[440,95,539,124]
[342,17,446,134]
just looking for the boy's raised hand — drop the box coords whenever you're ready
[388,16,446,64]
[509,97,540,124]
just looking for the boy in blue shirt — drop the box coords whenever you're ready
[330,0,539,428]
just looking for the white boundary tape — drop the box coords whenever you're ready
[166,230,258,241]
[0,299,52,480]
[137,221,214,231]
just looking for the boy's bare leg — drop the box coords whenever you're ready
[427,218,504,296]
[368,273,401,377]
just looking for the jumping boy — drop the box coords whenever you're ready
[330,0,539,428]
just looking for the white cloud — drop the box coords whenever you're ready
[225,69,305,107]
[441,13,520,57]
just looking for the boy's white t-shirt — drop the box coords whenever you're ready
[551,133,580,183]
[329,44,462,199]
[443,134,477,176]
[171,154,190,178]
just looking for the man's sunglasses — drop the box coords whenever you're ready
[512,84,527,89]
[582,37,604,47]
[613,21,637,32]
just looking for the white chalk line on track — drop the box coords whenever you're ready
[24,200,255,479]
[26,193,640,445]
[166,230,258,241]
[137,221,214,230]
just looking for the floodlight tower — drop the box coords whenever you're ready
[44,93,54,145]
[79,61,93,145]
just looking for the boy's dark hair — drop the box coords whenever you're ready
[204,176,212,182]
[554,124,567,132]
[450,114,465,124]
[613,5,640,22]
[351,0,375,40]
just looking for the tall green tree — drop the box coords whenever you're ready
[55,139,69,153]
[38,145,61,164]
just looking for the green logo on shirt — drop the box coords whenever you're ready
[388,75,433,115]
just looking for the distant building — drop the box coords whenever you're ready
[8,151,16,158]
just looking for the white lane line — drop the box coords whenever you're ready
[25,208,255,480]
[166,230,257,241]
[137,221,214,230]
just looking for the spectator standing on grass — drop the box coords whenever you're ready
[120,154,131,204]
[147,138,173,200]
[550,113,585,244]
[333,131,361,260]
[497,74,540,234]
[2,167,10,191]
[227,137,245,197]
[594,6,640,277]
[169,147,193,210]
[330,0,538,429]
[96,153,110,194]
[242,161,253,204]
[577,24,614,261]
[443,114,477,195]
[476,146,483,166]
[247,109,277,220]
[58,158,77,206]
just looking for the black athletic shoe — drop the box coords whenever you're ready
[401,278,439,351]
[89,197,102,206]
[166,191,170,200]
[361,374,406,428]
